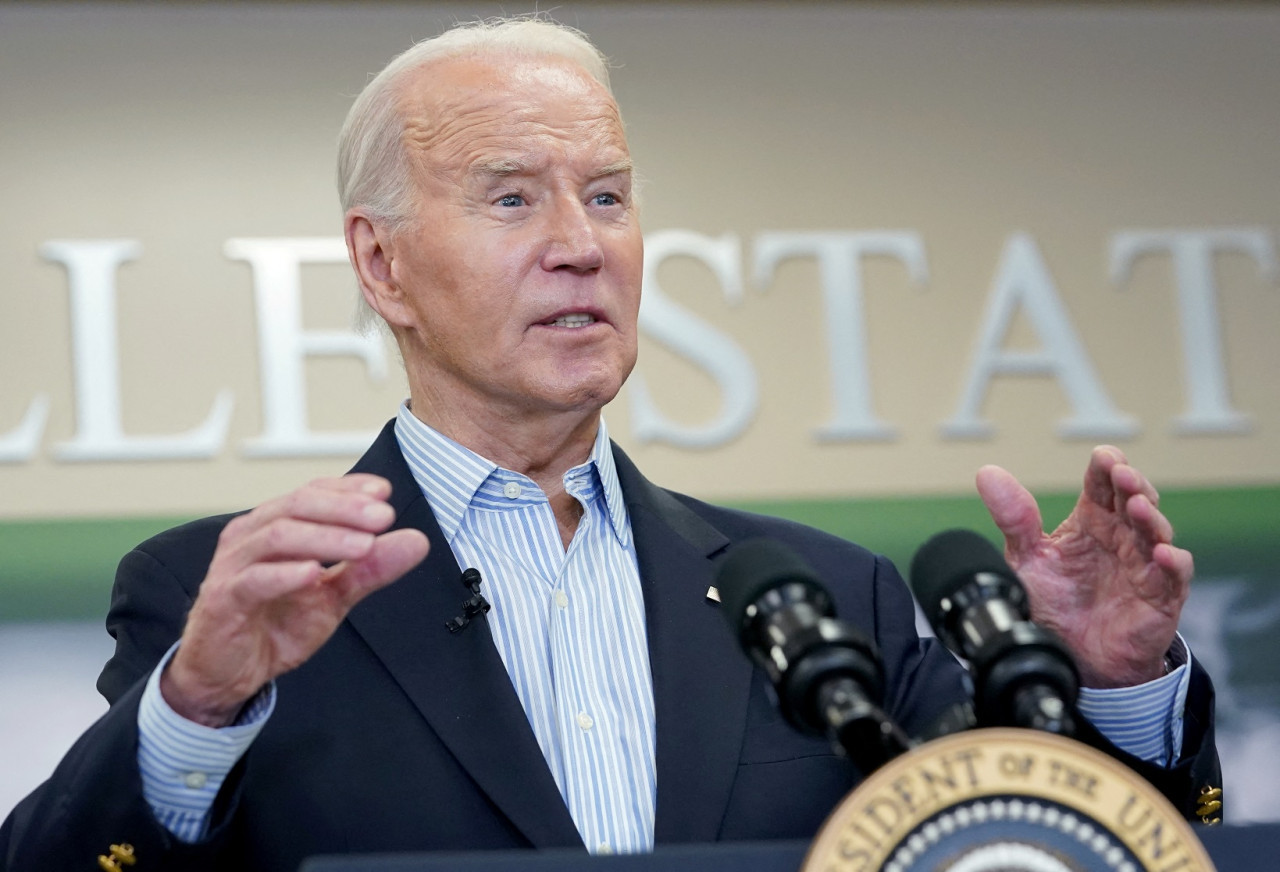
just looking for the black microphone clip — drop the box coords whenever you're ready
[446,567,491,633]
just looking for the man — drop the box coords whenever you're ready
[1,17,1217,872]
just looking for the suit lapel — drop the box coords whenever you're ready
[337,424,755,847]
[613,445,756,843]
[344,423,582,849]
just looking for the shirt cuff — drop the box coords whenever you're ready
[1075,634,1191,767]
[137,643,276,842]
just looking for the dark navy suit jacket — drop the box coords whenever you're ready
[0,422,1219,871]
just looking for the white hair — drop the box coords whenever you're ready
[337,16,615,334]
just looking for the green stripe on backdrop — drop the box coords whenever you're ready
[1,486,1277,621]
[0,517,197,621]
[732,485,1280,584]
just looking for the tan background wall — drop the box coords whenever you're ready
[2,1,1278,519]
[3,2,1279,827]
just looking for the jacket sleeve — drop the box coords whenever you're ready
[1072,656,1222,822]
[855,553,1221,823]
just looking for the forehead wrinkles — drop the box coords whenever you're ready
[398,59,627,177]
[409,110,625,178]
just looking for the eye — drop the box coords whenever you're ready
[592,192,620,207]
[496,194,525,208]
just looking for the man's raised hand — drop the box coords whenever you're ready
[161,474,430,727]
[975,446,1193,689]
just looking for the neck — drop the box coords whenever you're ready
[407,390,602,550]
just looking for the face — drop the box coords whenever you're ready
[370,54,643,430]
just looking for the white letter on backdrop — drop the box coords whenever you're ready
[1110,228,1277,434]
[225,237,388,457]
[43,240,233,461]
[753,231,928,441]
[630,230,758,448]
[943,233,1137,440]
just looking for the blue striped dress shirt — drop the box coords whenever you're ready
[393,405,656,854]
[134,404,1189,845]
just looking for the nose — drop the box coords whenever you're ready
[540,195,604,273]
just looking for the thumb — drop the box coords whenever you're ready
[975,464,1044,561]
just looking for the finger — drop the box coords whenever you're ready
[1153,542,1195,588]
[1110,461,1161,509]
[1123,493,1175,548]
[329,529,431,607]
[333,473,394,496]
[1081,445,1126,511]
[219,517,378,571]
[191,558,326,616]
[280,473,391,491]
[214,558,330,608]
[267,473,394,505]
[226,479,396,542]
[267,480,396,531]
[975,464,1044,560]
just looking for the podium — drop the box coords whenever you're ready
[302,827,1278,872]
[302,841,808,872]
[304,729,1238,871]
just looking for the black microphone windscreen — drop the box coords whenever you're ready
[715,538,828,633]
[909,529,1018,622]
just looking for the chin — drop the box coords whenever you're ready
[542,356,630,402]
[535,373,626,414]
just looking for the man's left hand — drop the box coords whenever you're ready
[975,446,1193,689]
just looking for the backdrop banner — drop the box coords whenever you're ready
[1,0,1276,825]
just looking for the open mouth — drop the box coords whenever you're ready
[545,313,598,328]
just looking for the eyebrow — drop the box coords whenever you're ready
[593,159,634,180]
[468,157,634,181]
[470,157,529,177]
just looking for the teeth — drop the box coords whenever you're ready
[550,314,596,328]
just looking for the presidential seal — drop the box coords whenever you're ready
[802,729,1214,872]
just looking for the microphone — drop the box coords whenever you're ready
[446,568,491,633]
[909,529,1078,736]
[716,538,911,775]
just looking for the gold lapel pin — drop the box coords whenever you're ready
[97,843,136,871]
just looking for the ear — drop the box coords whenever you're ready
[345,209,415,329]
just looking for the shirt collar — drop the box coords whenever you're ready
[393,401,631,548]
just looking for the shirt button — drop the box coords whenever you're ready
[502,482,521,499]
[554,591,569,609]
[183,771,208,789]
[577,711,594,731]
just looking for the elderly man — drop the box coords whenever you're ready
[1,17,1217,872]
